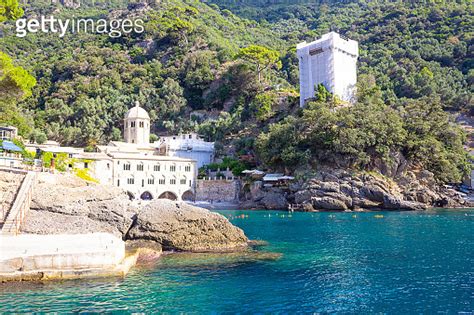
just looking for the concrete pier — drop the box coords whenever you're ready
[0,233,136,282]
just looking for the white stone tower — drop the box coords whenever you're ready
[124,101,150,145]
[297,32,359,106]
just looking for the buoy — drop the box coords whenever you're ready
[352,215,357,218]
[374,214,384,219]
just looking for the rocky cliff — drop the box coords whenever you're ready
[240,169,470,211]
[22,173,248,252]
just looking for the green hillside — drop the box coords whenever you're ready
[0,0,472,182]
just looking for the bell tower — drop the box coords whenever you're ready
[124,101,150,145]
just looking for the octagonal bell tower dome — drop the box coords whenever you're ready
[124,101,150,145]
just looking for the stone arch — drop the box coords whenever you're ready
[140,191,153,200]
[158,191,178,201]
[182,190,195,202]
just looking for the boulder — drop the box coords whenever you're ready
[311,197,348,211]
[260,192,288,210]
[323,192,353,208]
[352,197,381,209]
[23,173,249,252]
[382,194,427,211]
[127,200,248,252]
[294,190,312,204]
[360,184,389,203]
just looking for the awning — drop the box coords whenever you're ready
[1,140,23,152]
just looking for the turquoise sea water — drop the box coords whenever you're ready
[1,209,473,313]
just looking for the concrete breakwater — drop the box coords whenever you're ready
[0,233,140,282]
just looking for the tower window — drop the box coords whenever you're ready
[139,121,144,128]
[131,121,136,128]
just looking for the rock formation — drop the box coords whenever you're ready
[22,173,248,252]
[239,169,470,211]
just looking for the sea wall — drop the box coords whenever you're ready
[195,179,240,203]
[0,233,133,282]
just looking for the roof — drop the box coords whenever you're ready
[76,152,112,160]
[125,101,150,120]
[107,151,196,163]
[40,146,84,154]
[263,174,294,181]
[242,169,265,175]
[1,141,22,152]
[0,126,18,131]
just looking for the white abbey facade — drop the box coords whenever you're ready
[156,133,215,168]
[297,32,358,106]
[84,102,198,201]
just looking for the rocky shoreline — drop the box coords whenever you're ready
[22,173,249,252]
[239,169,472,211]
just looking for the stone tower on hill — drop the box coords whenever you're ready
[297,32,359,106]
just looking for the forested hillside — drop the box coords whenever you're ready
[0,0,472,183]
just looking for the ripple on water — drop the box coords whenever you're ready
[0,209,473,313]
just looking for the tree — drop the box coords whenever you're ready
[236,45,282,82]
[158,78,187,120]
[0,0,36,137]
[0,0,23,23]
[0,51,36,102]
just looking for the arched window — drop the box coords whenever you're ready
[137,162,144,171]
[148,175,155,185]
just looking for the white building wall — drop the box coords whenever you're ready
[112,159,197,201]
[297,32,358,106]
[158,133,215,168]
[89,160,113,185]
[166,150,213,169]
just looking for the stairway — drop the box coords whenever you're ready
[0,170,25,229]
[0,169,36,235]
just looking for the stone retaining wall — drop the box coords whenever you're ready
[196,179,240,202]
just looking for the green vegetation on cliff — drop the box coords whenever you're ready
[0,0,472,182]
